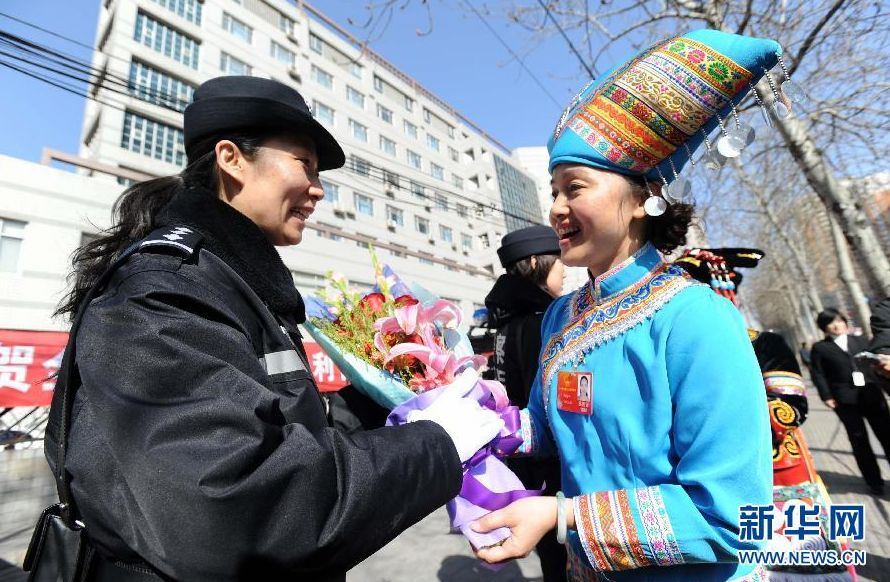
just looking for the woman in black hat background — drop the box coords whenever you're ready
[484,224,567,581]
[45,76,502,581]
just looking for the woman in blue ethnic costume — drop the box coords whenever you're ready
[675,248,854,582]
[471,30,797,581]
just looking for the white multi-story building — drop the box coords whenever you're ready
[63,0,545,321]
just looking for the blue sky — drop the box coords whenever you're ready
[0,1,621,163]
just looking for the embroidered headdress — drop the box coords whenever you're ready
[674,247,765,304]
[548,29,802,215]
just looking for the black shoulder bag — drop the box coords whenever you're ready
[22,243,145,582]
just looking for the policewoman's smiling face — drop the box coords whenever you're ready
[217,135,324,246]
[549,164,648,277]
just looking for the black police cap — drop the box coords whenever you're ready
[497,225,561,268]
[184,76,346,170]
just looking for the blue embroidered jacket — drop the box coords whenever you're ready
[519,243,771,581]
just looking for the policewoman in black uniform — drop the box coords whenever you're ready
[45,76,502,581]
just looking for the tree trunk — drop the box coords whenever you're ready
[732,162,825,315]
[825,205,872,329]
[764,80,890,294]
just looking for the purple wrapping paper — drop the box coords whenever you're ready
[386,369,540,551]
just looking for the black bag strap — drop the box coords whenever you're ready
[46,225,203,528]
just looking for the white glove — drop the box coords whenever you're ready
[408,397,505,463]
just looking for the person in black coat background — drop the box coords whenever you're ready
[484,225,567,581]
[811,307,890,495]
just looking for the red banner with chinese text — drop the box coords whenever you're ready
[0,329,347,407]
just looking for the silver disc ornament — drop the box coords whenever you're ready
[644,196,667,217]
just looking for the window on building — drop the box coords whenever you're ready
[405,96,414,111]
[346,86,364,108]
[386,205,404,227]
[311,65,333,89]
[406,149,421,170]
[435,192,448,211]
[134,11,200,69]
[309,33,323,54]
[411,181,425,200]
[279,14,294,36]
[451,174,464,189]
[404,120,418,139]
[419,256,433,265]
[461,233,473,252]
[348,62,362,79]
[456,203,468,218]
[378,104,393,124]
[354,192,374,216]
[373,75,383,92]
[439,225,453,243]
[479,233,490,248]
[127,60,194,112]
[448,146,459,163]
[349,119,368,142]
[320,179,340,203]
[427,134,440,152]
[0,217,25,273]
[270,42,294,67]
[121,111,186,166]
[350,155,371,177]
[150,0,202,25]
[430,162,444,180]
[312,100,334,126]
[379,135,396,157]
[220,52,252,76]
[223,13,252,43]
[415,216,430,235]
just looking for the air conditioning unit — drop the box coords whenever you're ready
[462,250,469,256]
[287,32,300,45]
[288,67,301,83]
[333,204,354,218]
[424,205,432,213]
[386,219,399,231]
[428,238,436,245]
[385,188,395,198]
[451,244,458,251]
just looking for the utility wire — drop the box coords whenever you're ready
[535,0,596,79]
[458,0,562,109]
[0,19,544,228]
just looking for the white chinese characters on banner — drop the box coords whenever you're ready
[0,343,34,392]
[310,351,347,384]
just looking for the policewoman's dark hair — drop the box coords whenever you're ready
[626,175,694,254]
[55,132,270,320]
[506,254,559,289]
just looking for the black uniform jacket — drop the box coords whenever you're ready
[810,334,873,404]
[46,186,461,581]
[484,273,553,408]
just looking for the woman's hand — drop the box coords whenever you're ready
[824,398,837,409]
[470,496,568,563]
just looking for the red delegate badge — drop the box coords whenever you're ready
[556,371,593,415]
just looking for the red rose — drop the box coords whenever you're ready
[359,292,387,312]
[394,294,419,307]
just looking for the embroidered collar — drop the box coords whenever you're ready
[575,243,663,317]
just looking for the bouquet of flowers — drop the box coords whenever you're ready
[303,250,538,549]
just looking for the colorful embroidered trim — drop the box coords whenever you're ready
[574,491,651,571]
[566,545,610,581]
[635,486,685,566]
[735,564,771,581]
[542,265,696,404]
[516,408,536,455]
[590,243,655,305]
[567,35,752,173]
[763,371,806,397]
